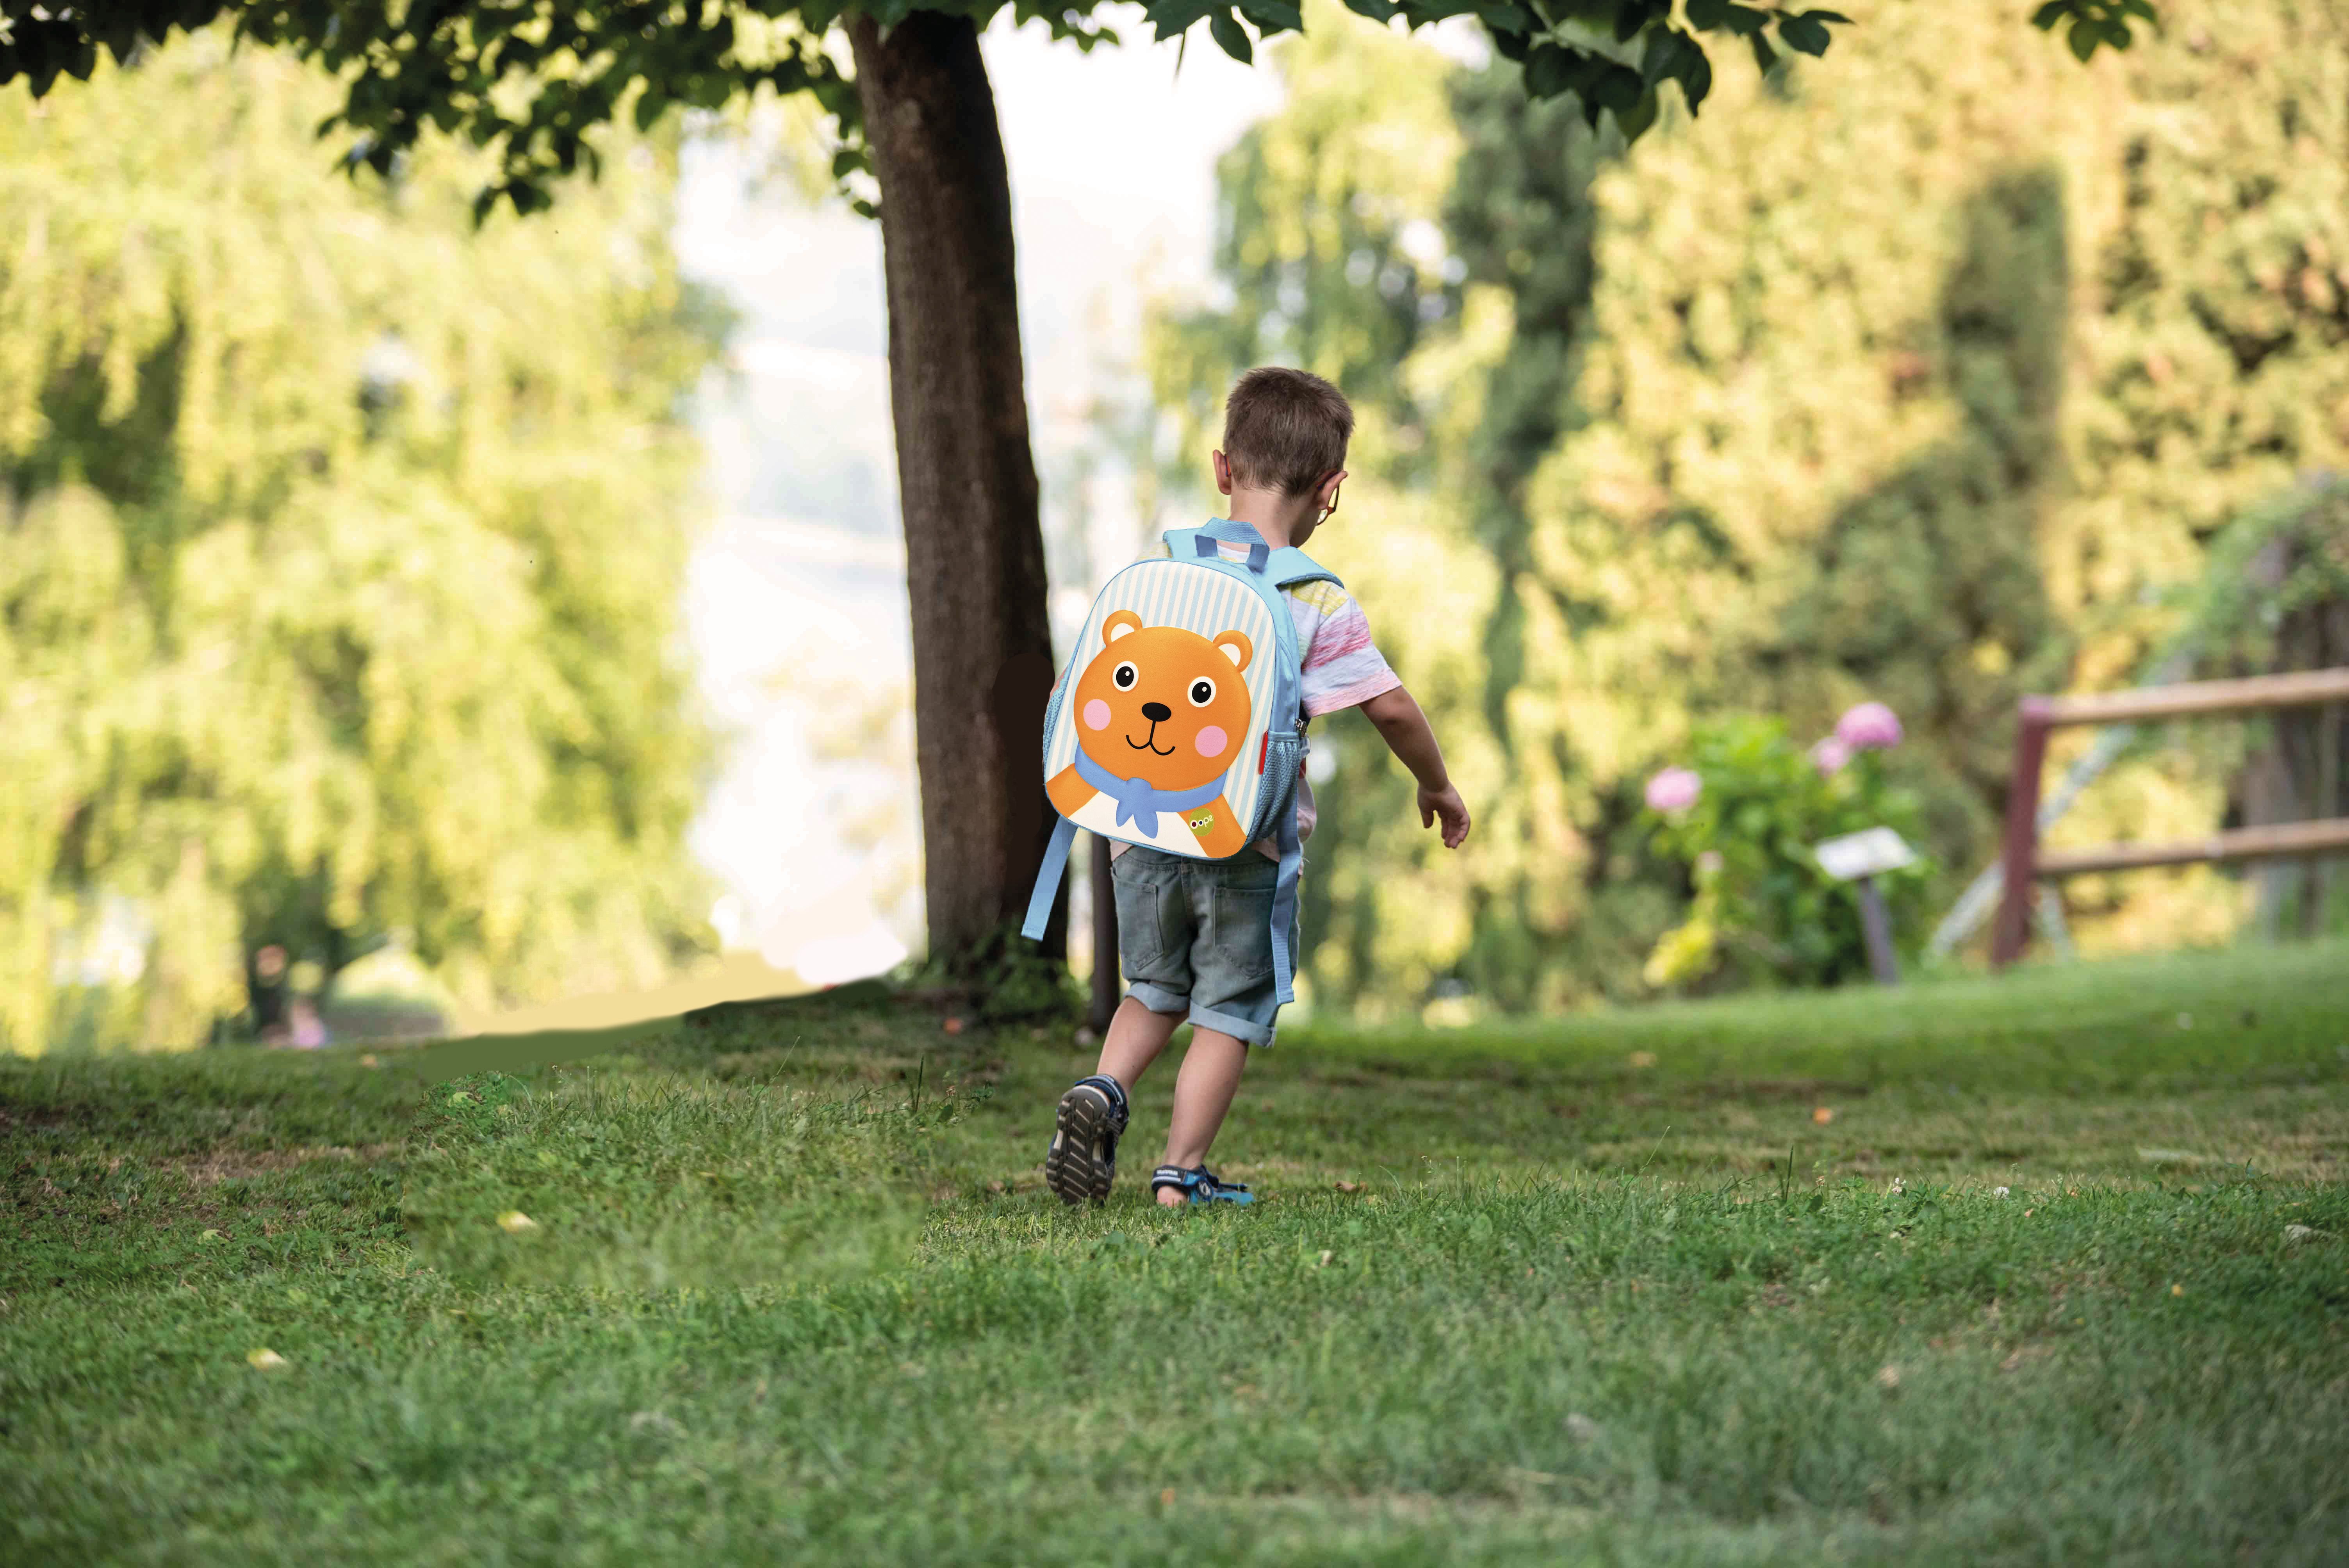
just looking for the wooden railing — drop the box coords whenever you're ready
[1991,666,2349,967]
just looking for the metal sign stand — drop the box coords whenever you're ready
[1814,827,1917,987]
[1852,876,1899,985]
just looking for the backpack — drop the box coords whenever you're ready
[1020,518,1342,1005]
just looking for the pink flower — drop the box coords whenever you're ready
[1835,701,1903,752]
[1810,736,1853,777]
[1645,767,1702,813]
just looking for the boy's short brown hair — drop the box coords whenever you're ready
[1221,367,1353,496]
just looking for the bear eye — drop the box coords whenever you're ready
[1112,661,1138,690]
[1187,677,1217,707]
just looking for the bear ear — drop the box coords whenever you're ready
[1103,609,1143,645]
[1213,629,1253,672]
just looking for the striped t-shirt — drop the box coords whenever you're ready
[1108,536,1400,859]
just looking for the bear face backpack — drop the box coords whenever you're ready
[1019,518,1341,1005]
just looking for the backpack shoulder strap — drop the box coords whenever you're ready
[1267,799,1305,1005]
[1266,546,1341,592]
[1019,815,1078,942]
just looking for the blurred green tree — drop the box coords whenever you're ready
[7,0,2152,984]
[0,36,722,1050]
[1144,1,2337,1013]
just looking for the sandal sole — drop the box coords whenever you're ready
[1045,1086,1116,1206]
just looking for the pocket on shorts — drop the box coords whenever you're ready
[1111,871,1173,973]
[1206,882,1278,984]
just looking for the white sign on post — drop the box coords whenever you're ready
[1814,826,1914,987]
[1813,826,1916,884]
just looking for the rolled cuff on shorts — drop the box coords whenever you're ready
[1125,982,1277,1048]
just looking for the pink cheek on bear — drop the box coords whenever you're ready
[1083,699,1112,731]
[1194,725,1229,759]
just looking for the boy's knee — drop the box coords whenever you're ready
[1126,981,1188,1017]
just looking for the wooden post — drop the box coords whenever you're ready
[2032,816,2349,875]
[2315,699,2343,935]
[1991,698,2053,969]
[1087,832,1118,1033]
[1983,668,2349,972]
[1854,875,1900,985]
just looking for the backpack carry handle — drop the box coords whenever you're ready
[1184,521,1341,592]
[1193,535,1270,574]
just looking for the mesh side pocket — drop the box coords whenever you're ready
[1246,731,1306,845]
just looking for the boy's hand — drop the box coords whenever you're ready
[1419,783,1470,849]
[1360,686,1468,847]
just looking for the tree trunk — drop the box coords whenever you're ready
[848,13,1064,973]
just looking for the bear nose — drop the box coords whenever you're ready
[1140,701,1172,723]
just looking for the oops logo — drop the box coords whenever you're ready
[1047,609,1254,855]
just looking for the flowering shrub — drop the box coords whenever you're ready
[1640,706,1932,991]
[1834,701,1904,750]
[1644,767,1702,812]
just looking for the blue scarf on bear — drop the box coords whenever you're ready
[1074,750,1224,837]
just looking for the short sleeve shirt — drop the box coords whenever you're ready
[1107,536,1401,858]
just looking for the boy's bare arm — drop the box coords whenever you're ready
[1356,686,1470,849]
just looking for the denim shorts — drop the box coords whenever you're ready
[1112,846,1297,1047]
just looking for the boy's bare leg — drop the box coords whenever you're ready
[1094,995,1182,1091]
[1158,1028,1248,1205]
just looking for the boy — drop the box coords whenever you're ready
[1044,367,1471,1208]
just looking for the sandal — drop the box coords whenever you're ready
[1150,1164,1254,1206]
[1045,1074,1128,1205]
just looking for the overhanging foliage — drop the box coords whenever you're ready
[4,2,2155,221]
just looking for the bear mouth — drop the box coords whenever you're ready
[1125,726,1177,757]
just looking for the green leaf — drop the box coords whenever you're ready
[1472,2,1542,36]
[2067,16,2099,60]
[1639,25,1688,86]
[1748,30,1778,73]
[1779,13,1831,56]
[1342,0,1401,19]
[1613,87,1660,143]
[1594,62,1645,111]
[1208,10,1254,63]
[1524,41,1578,99]
[1678,48,1715,113]
[1144,0,1221,41]
[2030,0,2069,30]
[1237,0,1305,32]
[1685,0,1729,29]
[1720,4,1772,36]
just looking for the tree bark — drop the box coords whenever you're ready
[848,13,1064,973]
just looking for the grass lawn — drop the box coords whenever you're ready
[5,941,2348,1564]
